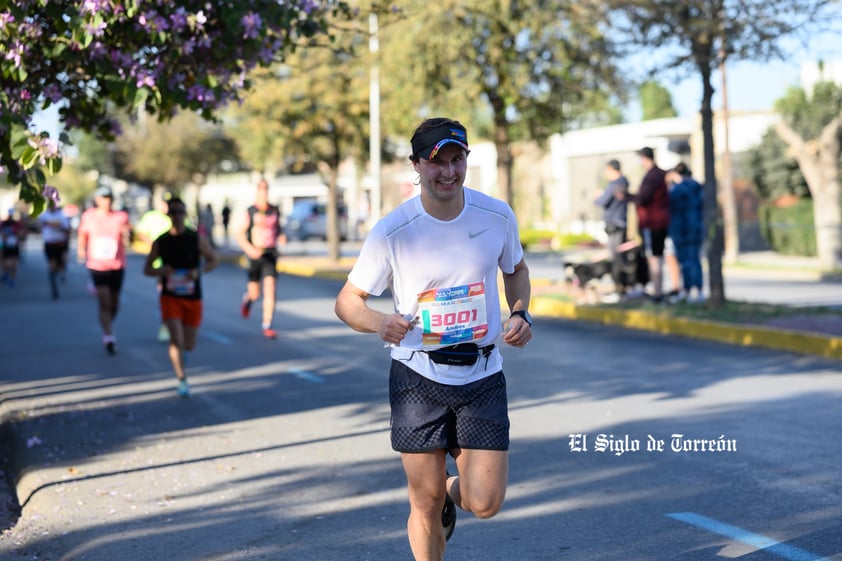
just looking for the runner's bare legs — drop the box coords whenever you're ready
[402,448,508,561]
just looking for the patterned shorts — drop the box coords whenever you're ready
[389,360,510,453]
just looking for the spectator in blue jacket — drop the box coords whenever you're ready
[666,163,705,302]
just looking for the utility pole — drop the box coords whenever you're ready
[718,29,739,263]
[368,12,382,225]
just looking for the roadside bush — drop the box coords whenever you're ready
[520,229,597,250]
[520,229,556,249]
[759,199,816,256]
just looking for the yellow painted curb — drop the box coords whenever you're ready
[532,296,842,361]
[276,257,357,281]
[218,251,841,361]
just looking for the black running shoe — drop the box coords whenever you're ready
[442,472,456,541]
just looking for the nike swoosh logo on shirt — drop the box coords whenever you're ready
[469,229,489,239]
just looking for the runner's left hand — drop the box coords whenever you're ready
[503,317,531,348]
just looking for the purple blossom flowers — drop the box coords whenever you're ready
[242,11,263,40]
[2,0,338,212]
[42,185,61,204]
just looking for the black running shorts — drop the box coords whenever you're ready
[389,360,510,453]
[89,268,125,293]
[247,250,278,282]
[44,242,66,263]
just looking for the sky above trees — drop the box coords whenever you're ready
[631,29,842,120]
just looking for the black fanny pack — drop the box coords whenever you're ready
[426,343,495,366]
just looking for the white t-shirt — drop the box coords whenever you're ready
[39,208,70,244]
[348,188,524,386]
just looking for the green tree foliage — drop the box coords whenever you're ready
[227,13,372,260]
[746,128,809,202]
[71,130,114,178]
[775,81,842,140]
[112,111,239,190]
[639,80,678,120]
[380,0,625,205]
[607,0,835,304]
[773,80,842,269]
[0,0,346,214]
[41,161,99,207]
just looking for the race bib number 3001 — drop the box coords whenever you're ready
[417,282,488,348]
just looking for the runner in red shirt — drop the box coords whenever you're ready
[77,187,132,354]
[235,179,286,339]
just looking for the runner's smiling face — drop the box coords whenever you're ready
[415,144,468,205]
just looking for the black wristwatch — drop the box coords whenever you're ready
[510,310,533,326]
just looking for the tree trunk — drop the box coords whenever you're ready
[321,155,341,262]
[699,65,726,307]
[487,89,513,206]
[775,117,842,270]
[494,121,513,206]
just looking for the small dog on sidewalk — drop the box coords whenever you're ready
[563,240,647,303]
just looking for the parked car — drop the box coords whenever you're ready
[284,200,348,241]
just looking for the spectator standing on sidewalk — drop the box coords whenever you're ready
[628,147,670,302]
[335,117,533,561]
[143,197,217,398]
[666,163,705,302]
[76,186,132,354]
[199,203,216,248]
[221,202,232,246]
[594,159,629,297]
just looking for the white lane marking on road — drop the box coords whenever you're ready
[289,368,326,384]
[667,512,831,561]
[202,330,233,344]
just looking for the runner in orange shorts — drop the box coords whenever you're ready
[143,197,217,398]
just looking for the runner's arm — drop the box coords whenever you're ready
[198,235,218,274]
[121,217,132,249]
[76,227,88,262]
[142,240,170,277]
[233,213,260,259]
[502,258,532,348]
[335,280,413,344]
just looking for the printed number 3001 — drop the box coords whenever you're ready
[428,309,478,328]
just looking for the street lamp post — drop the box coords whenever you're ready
[368,13,382,225]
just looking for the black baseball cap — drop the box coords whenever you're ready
[411,123,469,160]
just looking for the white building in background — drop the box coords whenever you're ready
[800,59,842,92]
[543,111,779,241]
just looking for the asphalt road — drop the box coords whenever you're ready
[1,246,841,561]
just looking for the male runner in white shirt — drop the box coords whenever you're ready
[335,117,532,561]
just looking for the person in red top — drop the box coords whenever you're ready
[77,186,132,354]
[630,147,670,301]
[235,179,286,339]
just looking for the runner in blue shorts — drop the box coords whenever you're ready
[336,117,533,561]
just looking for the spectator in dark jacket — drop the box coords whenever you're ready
[667,163,705,302]
[594,159,629,296]
[629,147,670,301]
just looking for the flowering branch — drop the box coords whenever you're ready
[0,0,348,213]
